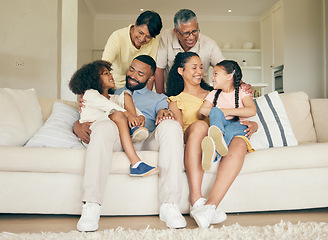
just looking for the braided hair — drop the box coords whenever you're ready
[165,52,213,97]
[213,60,243,122]
[69,60,114,95]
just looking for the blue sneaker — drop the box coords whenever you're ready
[130,162,159,177]
[130,126,149,143]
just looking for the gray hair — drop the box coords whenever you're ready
[174,9,198,29]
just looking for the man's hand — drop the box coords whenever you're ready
[240,83,253,96]
[155,108,176,125]
[240,120,258,139]
[73,121,93,144]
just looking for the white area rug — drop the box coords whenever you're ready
[1,221,327,240]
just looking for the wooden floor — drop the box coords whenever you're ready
[0,208,328,234]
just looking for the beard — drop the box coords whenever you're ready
[125,75,148,91]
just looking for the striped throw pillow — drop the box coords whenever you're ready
[25,102,84,149]
[249,91,298,150]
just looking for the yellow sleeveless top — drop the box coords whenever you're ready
[168,92,209,132]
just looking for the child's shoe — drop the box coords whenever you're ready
[130,126,149,143]
[201,136,216,171]
[130,162,159,177]
[190,198,227,225]
[208,125,228,156]
[190,204,216,228]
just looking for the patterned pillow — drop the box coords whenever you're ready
[25,102,84,149]
[249,91,298,150]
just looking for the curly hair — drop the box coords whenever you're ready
[69,60,113,95]
[212,60,243,122]
[165,52,212,97]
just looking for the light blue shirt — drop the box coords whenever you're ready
[115,86,168,132]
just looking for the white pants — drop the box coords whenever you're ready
[81,119,184,205]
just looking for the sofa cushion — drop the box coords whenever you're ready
[25,102,84,149]
[1,143,327,176]
[206,142,328,175]
[279,92,316,143]
[310,98,328,143]
[0,147,158,175]
[249,91,298,150]
[0,88,43,146]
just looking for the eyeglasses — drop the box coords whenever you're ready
[175,29,200,38]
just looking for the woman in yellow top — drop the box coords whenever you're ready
[102,10,162,90]
[166,52,257,228]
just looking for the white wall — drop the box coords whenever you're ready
[0,0,60,98]
[283,0,325,98]
[61,0,93,101]
[61,0,78,101]
[325,0,328,97]
[77,0,93,68]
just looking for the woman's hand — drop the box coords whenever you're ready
[73,120,93,144]
[240,120,258,139]
[155,109,176,125]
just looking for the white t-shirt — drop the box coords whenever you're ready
[80,89,142,123]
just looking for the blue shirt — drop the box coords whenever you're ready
[115,86,168,132]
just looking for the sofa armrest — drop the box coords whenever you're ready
[310,98,328,142]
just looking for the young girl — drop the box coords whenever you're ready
[69,60,158,177]
[197,60,256,171]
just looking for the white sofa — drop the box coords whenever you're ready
[0,90,327,215]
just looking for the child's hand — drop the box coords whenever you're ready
[78,94,86,113]
[127,114,139,128]
[220,108,229,117]
[198,107,210,117]
[137,115,146,127]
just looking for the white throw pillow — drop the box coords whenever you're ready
[25,102,84,149]
[0,88,43,146]
[249,91,298,150]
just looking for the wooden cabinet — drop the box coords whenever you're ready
[261,1,284,93]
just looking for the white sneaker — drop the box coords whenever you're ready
[208,125,228,156]
[77,202,101,232]
[190,204,216,228]
[201,136,216,171]
[190,198,227,224]
[160,203,187,229]
[211,208,227,224]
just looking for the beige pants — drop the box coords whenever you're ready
[81,119,184,205]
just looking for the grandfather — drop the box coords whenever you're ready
[155,9,225,93]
